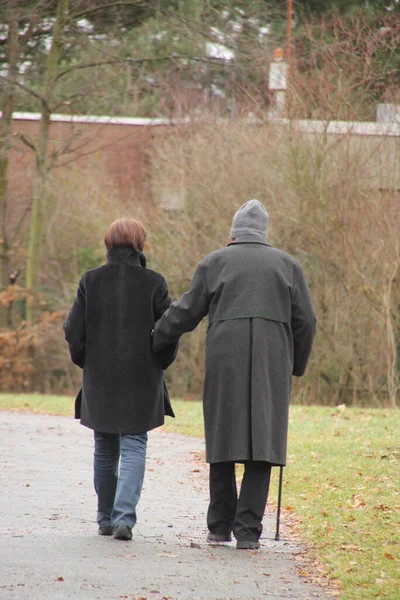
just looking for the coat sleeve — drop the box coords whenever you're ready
[291,265,316,377]
[63,276,86,369]
[153,263,209,352]
[152,277,179,370]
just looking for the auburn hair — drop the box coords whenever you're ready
[104,217,147,252]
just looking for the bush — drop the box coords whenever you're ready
[2,118,399,408]
[0,310,80,394]
[142,118,400,407]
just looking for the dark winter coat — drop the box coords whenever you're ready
[153,235,316,465]
[63,247,177,434]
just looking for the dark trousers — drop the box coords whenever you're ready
[207,461,272,542]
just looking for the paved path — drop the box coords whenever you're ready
[0,412,328,600]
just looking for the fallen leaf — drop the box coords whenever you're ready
[384,553,394,560]
[299,570,310,577]
[311,452,321,459]
[345,566,354,574]
[339,544,364,552]
[351,494,366,509]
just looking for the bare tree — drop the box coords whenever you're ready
[0,0,21,325]
[0,0,223,319]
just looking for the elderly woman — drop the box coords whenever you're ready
[63,217,177,541]
[153,200,316,549]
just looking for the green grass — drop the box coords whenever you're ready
[1,394,399,600]
[0,393,74,416]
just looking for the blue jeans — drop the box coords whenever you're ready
[93,431,148,529]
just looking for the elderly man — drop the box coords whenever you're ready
[153,199,316,549]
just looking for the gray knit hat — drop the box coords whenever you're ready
[229,199,269,242]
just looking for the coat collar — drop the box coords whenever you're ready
[106,246,146,267]
[228,234,271,247]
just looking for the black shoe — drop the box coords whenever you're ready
[236,540,260,550]
[113,525,133,541]
[98,525,113,536]
[207,532,232,543]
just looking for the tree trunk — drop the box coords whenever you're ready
[0,0,19,326]
[25,0,70,321]
[384,258,399,408]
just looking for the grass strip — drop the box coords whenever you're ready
[1,394,399,599]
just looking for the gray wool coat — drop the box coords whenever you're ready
[153,235,316,465]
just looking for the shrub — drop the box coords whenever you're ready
[0,309,80,394]
[143,118,400,407]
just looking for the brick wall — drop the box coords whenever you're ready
[7,115,170,230]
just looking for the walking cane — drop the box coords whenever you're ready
[275,466,283,541]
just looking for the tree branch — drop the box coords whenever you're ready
[0,75,49,108]
[10,203,31,246]
[18,15,43,49]
[159,6,237,51]
[345,69,400,92]
[14,132,37,154]
[70,0,147,22]
[54,54,231,82]
[53,93,86,112]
